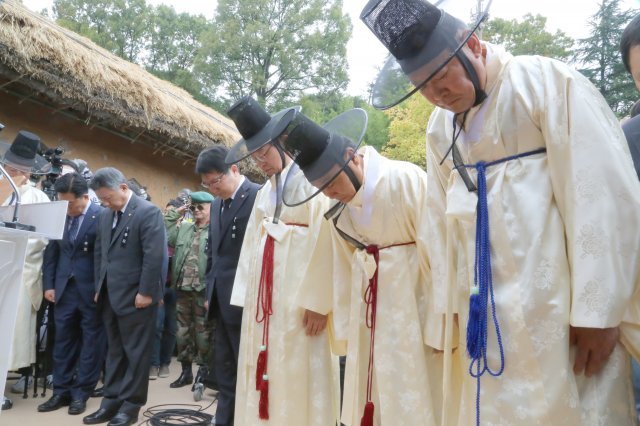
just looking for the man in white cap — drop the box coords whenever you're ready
[279,109,444,426]
[0,130,50,410]
[224,96,340,425]
[362,0,640,424]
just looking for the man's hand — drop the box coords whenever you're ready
[135,293,153,309]
[303,310,328,336]
[204,300,209,310]
[44,290,55,303]
[570,326,620,377]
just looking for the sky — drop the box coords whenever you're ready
[21,0,640,97]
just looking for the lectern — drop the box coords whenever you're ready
[0,168,66,412]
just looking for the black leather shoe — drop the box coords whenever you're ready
[68,399,87,415]
[169,371,193,388]
[83,407,116,424]
[37,394,71,412]
[91,387,104,398]
[107,412,138,426]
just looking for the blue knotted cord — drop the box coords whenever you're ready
[458,147,546,426]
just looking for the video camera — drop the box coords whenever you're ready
[40,147,67,201]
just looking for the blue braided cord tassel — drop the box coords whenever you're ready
[465,161,505,426]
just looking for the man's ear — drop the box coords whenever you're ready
[343,146,355,162]
[230,164,239,175]
[465,32,483,58]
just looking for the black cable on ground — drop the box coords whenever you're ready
[140,397,217,426]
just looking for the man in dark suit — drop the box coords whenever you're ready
[38,173,106,416]
[83,167,165,426]
[196,145,259,426]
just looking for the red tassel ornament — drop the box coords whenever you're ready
[360,401,374,426]
[259,374,269,420]
[255,345,267,390]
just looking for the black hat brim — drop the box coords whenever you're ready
[281,108,368,207]
[225,106,301,165]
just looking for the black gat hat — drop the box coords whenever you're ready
[361,0,492,109]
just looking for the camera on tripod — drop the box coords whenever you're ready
[40,147,66,201]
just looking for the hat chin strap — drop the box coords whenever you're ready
[455,51,486,107]
[343,160,361,195]
[271,143,287,224]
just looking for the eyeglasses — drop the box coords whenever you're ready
[201,173,226,188]
[251,144,273,162]
[189,203,206,212]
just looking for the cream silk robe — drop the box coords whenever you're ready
[3,184,49,370]
[426,43,640,425]
[230,164,340,426]
[319,146,444,426]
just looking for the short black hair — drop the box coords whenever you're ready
[630,100,640,118]
[195,145,230,174]
[166,198,182,208]
[621,14,640,74]
[54,173,88,198]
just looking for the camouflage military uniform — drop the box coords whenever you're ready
[165,209,213,367]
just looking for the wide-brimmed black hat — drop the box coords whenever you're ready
[276,108,368,206]
[225,96,300,164]
[361,0,492,109]
[0,130,51,175]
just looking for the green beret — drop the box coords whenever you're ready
[190,191,215,204]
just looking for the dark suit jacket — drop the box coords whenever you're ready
[43,202,103,306]
[206,177,260,325]
[94,193,165,316]
[622,115,640,180]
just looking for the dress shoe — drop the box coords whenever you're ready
[107,412,138,426]
[68,399,87,415]
[169,371,193,388]
[83,407,117,424]
[1,396,12,410]
[37,394,71,412]
[91,386,104,398]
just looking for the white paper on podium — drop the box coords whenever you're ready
[0,200,68,239]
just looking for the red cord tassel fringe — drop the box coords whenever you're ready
[360,401,374,426]
[259,375,269,420]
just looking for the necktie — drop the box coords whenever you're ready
[68,216,79,242]
[221,198,232,224]
[112,210,123,237]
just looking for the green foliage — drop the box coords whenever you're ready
[54,0,150,62]
[382,94,434,169]
[197,0,351,108]
[482,14,574,60]
[573,0,638,116]
[297,93,389,151]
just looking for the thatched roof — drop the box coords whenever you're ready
[0,0,248,166]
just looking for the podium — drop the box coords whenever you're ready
[0,200,67,409]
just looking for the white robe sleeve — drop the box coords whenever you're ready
[536,59,640,328]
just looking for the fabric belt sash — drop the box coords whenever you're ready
[361,241,415,426]
[457,147,547,426]
[255,222,308,420]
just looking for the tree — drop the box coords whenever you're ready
[298,93,390,152]
[144,5,209,101]
[482,14,574,60]
[574,0,638,116]
[197,0,351,108]
[382,94,434,169]
[53,0,150,62]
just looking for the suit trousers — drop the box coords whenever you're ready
[52,278,106,401]
[100,289,157,416]
[213,312,241,426]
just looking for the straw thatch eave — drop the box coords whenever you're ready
[0,0,250,169]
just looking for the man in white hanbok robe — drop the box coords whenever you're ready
[279,109,444,426]
[231,164,340,426]
[225,97,339,426]
[426,42,640,425]
[360,1,640,424]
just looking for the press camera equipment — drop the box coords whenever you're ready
[40,147,67,201]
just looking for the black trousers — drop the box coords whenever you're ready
[213,315,241,426]
[100,290,157,417]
